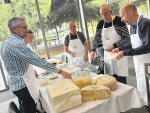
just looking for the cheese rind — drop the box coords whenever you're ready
[95,76,117,91]
[81,85,111,101]
[46,79,82,113]
[71,76,92,89]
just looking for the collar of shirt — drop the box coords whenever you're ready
[70,32,77,37]
[131,15,143,28]
[10,33,23,41]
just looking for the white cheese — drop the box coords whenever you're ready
[45,79,82,113]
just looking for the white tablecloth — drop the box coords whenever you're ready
[39,79,145,113]
[35,59,145,113]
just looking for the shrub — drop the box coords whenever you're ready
[35,36,43,45]
[46,35,53,39]
[0,41,3,46]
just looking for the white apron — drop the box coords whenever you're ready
[102,16,128,76]
[68,32,87,68]
[131,16,150,105]
[9,65,40,103]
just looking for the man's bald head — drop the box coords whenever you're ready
[100,4,111,11]
[120,2,137,14]
[68,22,76,35]
[120,2,139,25]
[68,22,75,28]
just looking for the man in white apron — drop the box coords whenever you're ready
[64,22,89,68]
[90,4,129,84]
[112,2,150,107]
[0,17,71,113]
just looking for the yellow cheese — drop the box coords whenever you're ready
[54,59,63,64]
[95,76,117,91]
[50,74,58,79]
[39,80,49,86]
[81,85,111,101]
[45,79,82,113]
[71,76,92,89]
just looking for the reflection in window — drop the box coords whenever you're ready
[84,0,106,44]
[110,0,128,16]
[131,0,148,17]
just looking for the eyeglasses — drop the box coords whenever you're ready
[15,26,28,30]
[101,11,110,16]
[69,26,76,29]
[29,37,33,39]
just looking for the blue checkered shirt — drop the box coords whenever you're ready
[0,33,59,91]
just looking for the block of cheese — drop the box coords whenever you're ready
[54,59,63,64]
[94,76,117,91]
[71,76,92,89]
[45,79,82,113]
[50,61,57,66]
[39,80,49,86]
[81,85,111,101]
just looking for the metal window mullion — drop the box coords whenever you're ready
[147,0,150,19]
[76,0,91,51]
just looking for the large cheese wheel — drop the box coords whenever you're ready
[95,76,117,91]
[71,76,92,89]
[81,85,111,101]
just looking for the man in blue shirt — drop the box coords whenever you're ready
[0,17,71,113]
[112,3,150,106]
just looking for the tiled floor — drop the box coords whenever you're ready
[0,56,149,113]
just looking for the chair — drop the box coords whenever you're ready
[8,101,19,113]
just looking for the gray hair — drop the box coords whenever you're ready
[124,3,137,13]
[8,17,25,31]
[100,4,111,11]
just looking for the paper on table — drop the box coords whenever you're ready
[108,52,118,59]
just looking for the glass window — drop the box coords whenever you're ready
[110,0,128,16]
[131,0,148,17]
[0,0,79,90]
[84,0,106,45]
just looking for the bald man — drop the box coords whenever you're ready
[112,2,150,105]
[90,4,129,84]
[64,22,89,67]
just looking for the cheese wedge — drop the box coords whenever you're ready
[81,85,111,101]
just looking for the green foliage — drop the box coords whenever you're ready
[35,36,43,44]
[0,41,3,46]
[46,35,53,39]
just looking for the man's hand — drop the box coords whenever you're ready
[107,45,114,52]
[84,54,88,61]
[34,70,38,77]
[115,51,124,60]
[90,51,95,61]
[59,70,72,79]
[71,52,75,58]
[112,48,120,53]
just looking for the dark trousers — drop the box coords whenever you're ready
[13,87,37,113]
[113,74,127,84]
